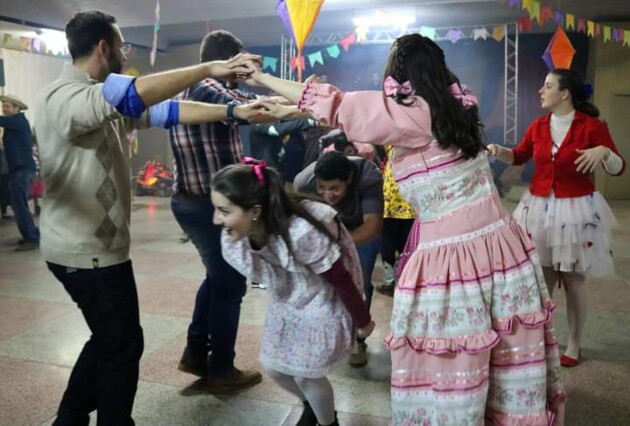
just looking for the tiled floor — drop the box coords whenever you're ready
[1,195,629,425]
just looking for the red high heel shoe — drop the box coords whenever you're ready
[560,350,581,367]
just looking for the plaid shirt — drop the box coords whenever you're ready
[169,79,254,196]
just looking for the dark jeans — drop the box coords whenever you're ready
[381,218,414,266]
[171,195,247,376]
[48,260,144,426]
[9,170,39,242]
[356,237,381,312]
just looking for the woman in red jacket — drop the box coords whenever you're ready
[488,69,625,368]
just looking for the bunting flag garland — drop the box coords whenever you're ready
[502,0,629,47]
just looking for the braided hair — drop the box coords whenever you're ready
[383,34,484,159]
[550,68,600,118]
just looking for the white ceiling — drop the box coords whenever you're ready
[1,0,629,49]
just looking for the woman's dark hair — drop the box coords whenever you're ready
[383,34,484,159]
[211,163,338,261]
[200,30,243,62]
[65,11,117,61]
[550,68,599,118]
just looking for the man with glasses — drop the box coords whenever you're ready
[34,11,263,425]
[294,150,383,368]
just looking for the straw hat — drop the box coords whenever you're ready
[0,94,28,110]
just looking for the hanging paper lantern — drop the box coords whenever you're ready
[542,26,576,70]
[277,0,325,81]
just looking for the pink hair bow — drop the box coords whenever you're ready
[449,83,478,109]
[241,157,267,187]
[384,76,414,97]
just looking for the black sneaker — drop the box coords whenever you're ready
[296,400,318,426]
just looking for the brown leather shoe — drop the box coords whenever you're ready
[14,241,38,252]
[177,350,207,377]
[348,341,368,368]
[205,368,262,394]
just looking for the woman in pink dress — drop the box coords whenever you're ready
[246,34,565,425]
[212,158,375,426]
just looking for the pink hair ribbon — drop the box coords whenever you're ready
[449,83,478,109]
[384,76,414,97]
[241,157,267,187]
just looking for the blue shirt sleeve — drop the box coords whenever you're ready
[148,100,180,129]
[102,73,147,118]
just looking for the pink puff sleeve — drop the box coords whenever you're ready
[298,83,434,149]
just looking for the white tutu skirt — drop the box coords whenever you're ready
[513,190,617,276]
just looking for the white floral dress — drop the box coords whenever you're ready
[221,201,364,378]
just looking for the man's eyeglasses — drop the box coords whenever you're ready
[121,43,132,54]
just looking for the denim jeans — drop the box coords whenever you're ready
[171,195,247,376]
[48,260,144,426]
[356,237,381,312]
[9,170,39,242]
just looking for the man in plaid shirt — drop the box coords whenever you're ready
[169,30,261,393]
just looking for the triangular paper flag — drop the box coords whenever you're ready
[355,25,368,43]
[493,25,506,41]
[595,24,601,38]
[473,27,490,41]
[625,31,630,47]
[419,26,436,40]
[263,56,278,72]
[289,55,305,71]
[528,1,541,22]
[603,26,611,43]
[340,33,356,52]
[327,44,340,58]
[2,33,12,44]
[308,51,323,67]
[554,11,564,27]
[446,28,464,43]
[566,14,575,30]
[577,19,586,33]
[587,21,595,37]
[518,16,533,32]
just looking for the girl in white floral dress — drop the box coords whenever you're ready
[211,158,375,426]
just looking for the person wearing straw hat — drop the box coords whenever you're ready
[0,94,40,251]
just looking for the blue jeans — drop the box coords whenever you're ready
[356,237,381,312]
[48,260,143,426]
[9,170,39,242]
[171,195,247,376]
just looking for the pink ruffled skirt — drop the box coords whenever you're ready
[385,196,565,425]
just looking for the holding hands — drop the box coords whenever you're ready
[207,53,262,81]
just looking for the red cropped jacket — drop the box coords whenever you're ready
[512,111,625,198]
